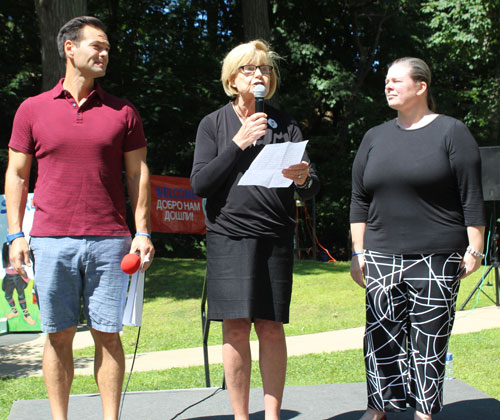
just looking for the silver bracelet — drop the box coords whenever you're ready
[466,245,485,259]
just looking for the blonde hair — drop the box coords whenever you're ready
[221,40,280,99]
[389,57,436,112]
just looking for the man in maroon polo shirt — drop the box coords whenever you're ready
[5,16,154,420]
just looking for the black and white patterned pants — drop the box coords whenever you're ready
[364,250,462,414]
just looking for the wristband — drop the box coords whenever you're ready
[7,232,25,245]
[295,175,313,190]
[466,245,485,259]
[135,232,151,239]
[352,251,364,256]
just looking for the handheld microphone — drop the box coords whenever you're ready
[253,85,266,145]
[253,84,266,114]
[121,253,141,274]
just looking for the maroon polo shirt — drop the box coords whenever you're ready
[9,79,147,236]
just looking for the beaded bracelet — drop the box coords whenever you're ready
[466,245,485,259]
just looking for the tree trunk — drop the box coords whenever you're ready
[205,0,219,47]
[34,0,87,92]
[241,0,279,107]
[241,0,270,42]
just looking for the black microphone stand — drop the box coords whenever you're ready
[460,200,500,310]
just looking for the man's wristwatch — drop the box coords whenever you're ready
[7,232,25,245]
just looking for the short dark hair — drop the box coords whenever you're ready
[57,16,106,59]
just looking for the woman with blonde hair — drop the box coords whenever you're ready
[350,57,485,420]
[191,40,319,419]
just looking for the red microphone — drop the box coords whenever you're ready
[121,253,141,274]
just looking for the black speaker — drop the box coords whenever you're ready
[480,146,500,201]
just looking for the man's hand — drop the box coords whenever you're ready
[9,237,31,278]
[129,235,155,272]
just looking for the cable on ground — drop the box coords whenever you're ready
[118,326,141,420]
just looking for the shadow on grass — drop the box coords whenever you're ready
[143,258,344,301]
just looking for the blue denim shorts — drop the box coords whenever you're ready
[30,236,132,333]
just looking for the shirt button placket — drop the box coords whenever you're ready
[72,102,83,124]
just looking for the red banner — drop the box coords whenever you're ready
[150,175,206,234]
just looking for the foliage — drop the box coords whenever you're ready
[0,3,41,134]
[269,0,424,257]
[0,0,499,255]
[421,0,500,139]
[0,2,41,192]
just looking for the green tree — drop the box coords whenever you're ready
[422,0,500,144]
[85,0,241,256]
[34,0,87,92]
[1,0,498,257]
[0,2,41,190]
[269,0,427,257]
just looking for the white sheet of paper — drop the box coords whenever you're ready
[238,140,309,188]
[122,270,145,327]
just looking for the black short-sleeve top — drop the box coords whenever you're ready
[350,115,485,254]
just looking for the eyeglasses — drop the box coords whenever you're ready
[239,65,273,75]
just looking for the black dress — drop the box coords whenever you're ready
[191,102,319,322]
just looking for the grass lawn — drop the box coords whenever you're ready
[1,258,498,419]
[80,258,499,356]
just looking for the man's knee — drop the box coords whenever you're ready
[47,326,77,350]
[91,329,123,353]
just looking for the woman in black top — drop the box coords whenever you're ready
[191,40,319,420]
[350,57,485,420]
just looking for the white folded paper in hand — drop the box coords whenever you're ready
[122,259,148,327]
[238,140,309,188]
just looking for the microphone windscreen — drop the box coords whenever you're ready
[253,84,266,99]
[121,253,141,274]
